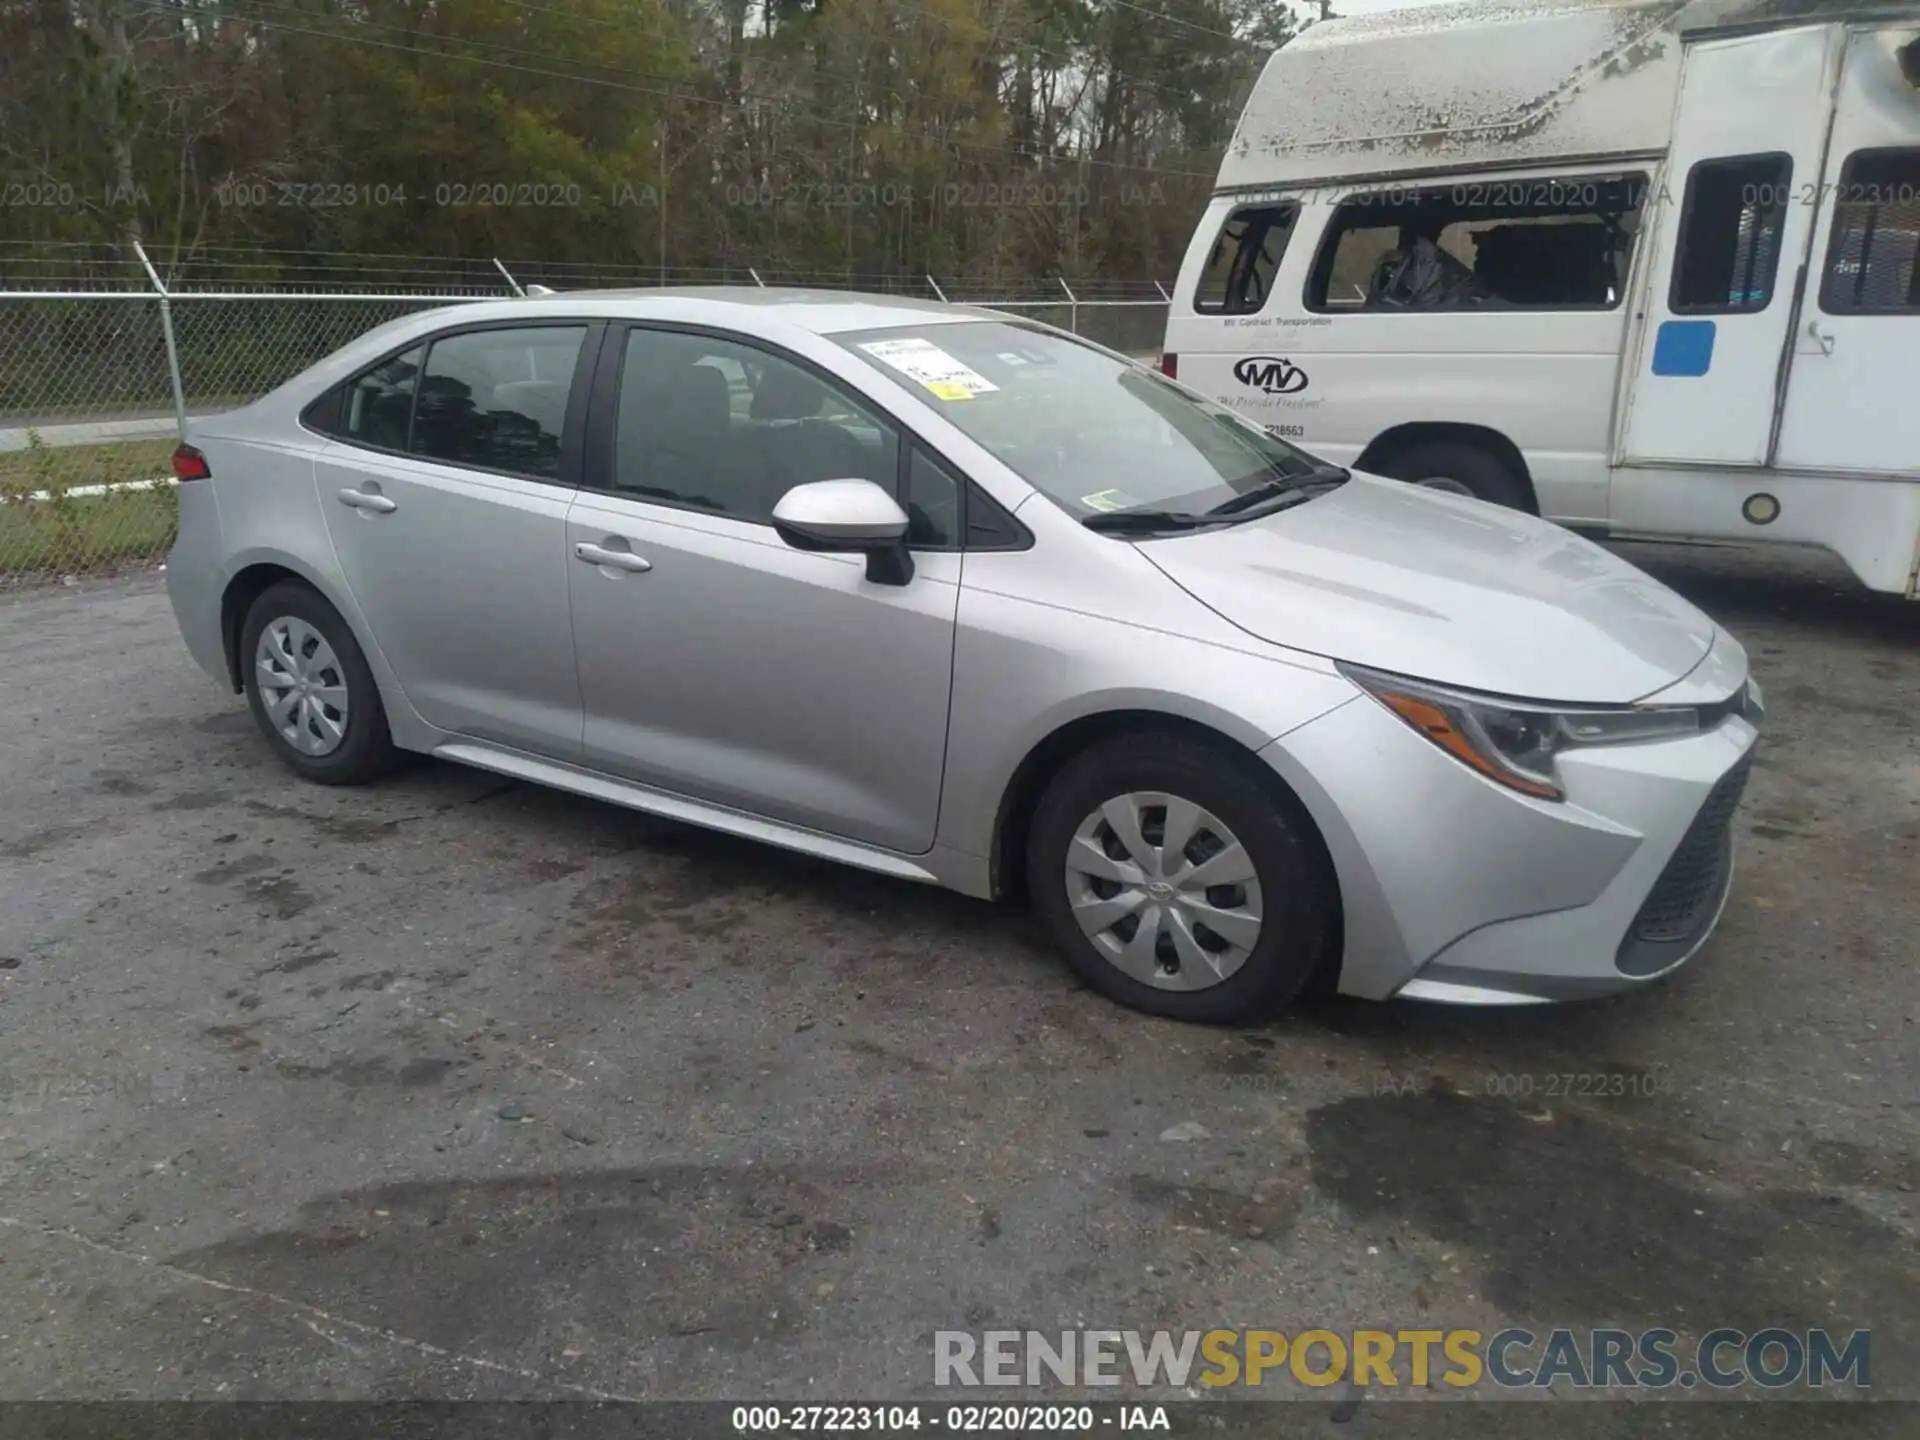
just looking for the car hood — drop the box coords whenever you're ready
[1140,474,1718,704]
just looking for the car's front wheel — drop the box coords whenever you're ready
[1026,733,1337,1023]
[240,580,397,785]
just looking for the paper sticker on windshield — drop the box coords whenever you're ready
[860,338,999,400]
[1080,489,1135,513]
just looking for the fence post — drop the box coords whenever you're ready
[926,274,949,304]
[493,258,526,297]
[132,241,189,441]
[1058,277,1079,335]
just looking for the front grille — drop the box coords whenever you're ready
[1617,756,1751,975]
[1635,761,1750,941]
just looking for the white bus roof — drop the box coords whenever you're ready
[1215,0,1894,193]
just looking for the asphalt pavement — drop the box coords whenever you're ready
[0,540,1914,1434]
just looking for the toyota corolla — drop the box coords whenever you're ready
[165,289,1761,1022]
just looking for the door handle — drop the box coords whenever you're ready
[574,541,652,573]
[337,487,397,514]
[1806,320,1835,356]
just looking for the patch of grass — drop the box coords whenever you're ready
[0,437,180,583]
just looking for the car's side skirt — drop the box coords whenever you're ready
[433,740,945,887]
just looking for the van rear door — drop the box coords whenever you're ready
[1618,25,1845,468]
[1772,26,1920,477]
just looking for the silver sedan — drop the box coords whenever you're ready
[166,289,1761,1022]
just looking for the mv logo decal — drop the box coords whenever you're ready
[1233,356,1309,396]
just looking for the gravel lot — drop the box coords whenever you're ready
[0,540,1915,1432]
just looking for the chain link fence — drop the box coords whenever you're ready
[0,263,1168,590]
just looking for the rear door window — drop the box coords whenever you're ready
[408,326,587,480]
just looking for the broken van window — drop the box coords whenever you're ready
[1193,205,1298,316]
[1308,175,1649,313]
[1671,154,1792,314]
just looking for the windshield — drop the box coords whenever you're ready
[836,320,1335,521]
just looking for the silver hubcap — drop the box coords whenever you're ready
[1416,476,1476,497]
[254,616,350,758]
[1065,792,1264,992]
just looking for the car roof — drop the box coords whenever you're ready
[418,286,999,338]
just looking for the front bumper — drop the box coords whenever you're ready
[1260,679,1760,1005]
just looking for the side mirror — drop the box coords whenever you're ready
[772,478,915,585]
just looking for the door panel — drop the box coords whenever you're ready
[566,322,959,855]
[1619,26,1844,467]
[565,496,959,853]
[318,447,582,756]
[1775,26,1920,475]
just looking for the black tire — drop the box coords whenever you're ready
[1026,732,1338,1024]
[1380,440,1531,510]
[240,580,398,786]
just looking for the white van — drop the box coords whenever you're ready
[1163,0,1920,597]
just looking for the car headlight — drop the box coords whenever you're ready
[1339,663,1701,801]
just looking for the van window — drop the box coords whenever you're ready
[1193,205,1297,315]
[1671,154,1792,314]
[1306,175,1647,312]
[1819,148,1920,315]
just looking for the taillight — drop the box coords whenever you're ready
[1158,352,1178,379]
[172,443,211,481]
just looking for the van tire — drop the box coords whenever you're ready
[1379,441,1529,510]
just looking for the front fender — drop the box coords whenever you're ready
[935,583,1360,864]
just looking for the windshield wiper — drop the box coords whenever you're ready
[1081,509,1222,534]
[1081,464,1349,534]
[1205,465,1350,518]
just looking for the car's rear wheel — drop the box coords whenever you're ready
[1380,440,1530,510]
[240,580,397,785]
[1026,733,1337,1023]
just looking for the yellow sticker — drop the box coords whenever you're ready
[925,380,975,402]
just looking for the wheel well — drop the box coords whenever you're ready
[219,563,302,692]
[1355,423,1539,514]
